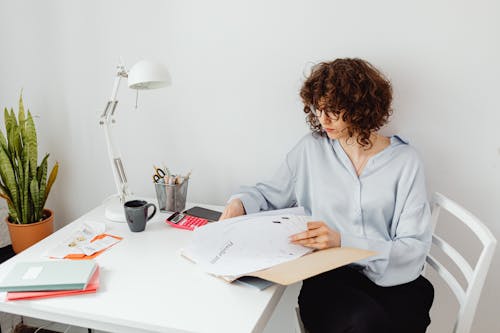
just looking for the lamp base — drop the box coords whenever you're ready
[103,195,149,222]
[104,194,153,222]
[104,198,126,222]
[104,199,125,222]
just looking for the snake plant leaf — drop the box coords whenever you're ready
[10,109,22,159]
[0,130,7,156]
[18,148,25,179]
[0,148,14,204]
[18,94,26,139]
[6,200,20,223]
[6,109,18,159]
[30,178,40,222]
[37,154,48,183]
[4,108,14,138]
[2,109,12,161]
[20,144,28,179]
[10,108,18,127]
[15,151,24,203]
[7,126,20,170]
[43,161,58,207]
[0,146,20,217]
[0,182,20,224]
[0,184,12,204]
[0,191,13,206]
[22,150,30,224]
[38,154,48,208]
[25,111,37,179]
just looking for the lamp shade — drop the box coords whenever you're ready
[128,60,170,90]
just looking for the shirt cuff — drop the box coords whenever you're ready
[341,232,391,261]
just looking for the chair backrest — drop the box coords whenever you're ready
[426,192,497,333]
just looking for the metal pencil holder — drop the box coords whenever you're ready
[154,180,189,212]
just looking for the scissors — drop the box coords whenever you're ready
[153,167,168,183]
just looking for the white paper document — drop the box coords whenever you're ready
[183,208,313,279]
[45,221,120,258]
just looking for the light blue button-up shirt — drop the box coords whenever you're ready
[230,133,432,286]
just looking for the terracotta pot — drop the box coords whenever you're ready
[5,209,54,253]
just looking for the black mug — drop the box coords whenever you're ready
[124,200,157,232]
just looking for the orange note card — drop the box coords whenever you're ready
[64,234,123,260]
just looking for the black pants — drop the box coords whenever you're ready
[298,266,434,333]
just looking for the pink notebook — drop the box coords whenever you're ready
[6,266,100,301]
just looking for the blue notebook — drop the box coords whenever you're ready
[0,260,97,292]
[234,276,274,290]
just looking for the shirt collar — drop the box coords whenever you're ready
[329,135,406,177]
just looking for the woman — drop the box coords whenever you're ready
[220,58,434,333]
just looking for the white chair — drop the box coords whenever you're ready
[426,192,496,333]
[294,192,497,333]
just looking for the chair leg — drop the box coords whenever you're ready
[294,306,307,333]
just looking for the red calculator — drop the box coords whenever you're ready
[165,212,208,231]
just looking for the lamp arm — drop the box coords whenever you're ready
[100,67,132,203]
[110,65,125,101]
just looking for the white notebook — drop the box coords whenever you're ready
[0,260,97,292]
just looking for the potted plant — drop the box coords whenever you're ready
[0,93,58,253]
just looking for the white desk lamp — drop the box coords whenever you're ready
[100,60,170,222]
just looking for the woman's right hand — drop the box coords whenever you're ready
[219,199,246,220]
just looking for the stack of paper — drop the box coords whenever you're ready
[0,260,99,300]
[182,208,377,285]
[184,213,312,280]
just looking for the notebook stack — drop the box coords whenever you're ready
[0,260,99,301]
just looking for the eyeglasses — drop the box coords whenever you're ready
[310,105,341,120]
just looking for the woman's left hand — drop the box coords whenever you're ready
[290,221,341,250]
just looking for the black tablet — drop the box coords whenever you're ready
[183,206,222,222]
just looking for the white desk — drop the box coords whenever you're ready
[0,204,285,333]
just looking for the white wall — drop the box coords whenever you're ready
[0,0,498,332]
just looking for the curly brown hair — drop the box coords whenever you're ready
[300,58,393,148]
